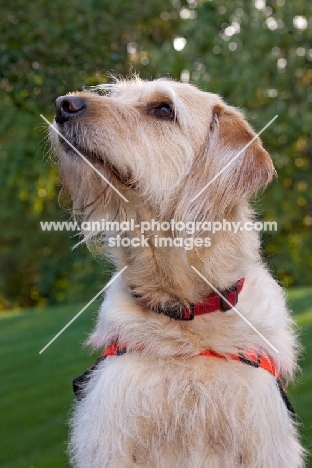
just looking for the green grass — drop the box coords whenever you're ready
[288,287,312,464]
[0,288,311,467]
[0,302,99,468]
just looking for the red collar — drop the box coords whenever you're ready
[181,278,245,319]
[101,341,279,379]
[132,278,245,320]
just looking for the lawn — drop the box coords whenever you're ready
[0,287,311,467]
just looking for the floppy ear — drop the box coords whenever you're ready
[212,103,276,196]
[174,102,276,222]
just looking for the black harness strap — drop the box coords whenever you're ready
[73,356,106,400]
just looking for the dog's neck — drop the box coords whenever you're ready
[104,202,259,314]
[129,278,245,320]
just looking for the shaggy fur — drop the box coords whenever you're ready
[50,77,304,467]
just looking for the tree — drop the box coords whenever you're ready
[0,0,311,308]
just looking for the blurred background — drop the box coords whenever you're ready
[0,0,311,467]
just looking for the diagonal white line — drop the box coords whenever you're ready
[190,115,278,203]
[40,114,129,203]
[191,266,279,354]
[39,266,128,354]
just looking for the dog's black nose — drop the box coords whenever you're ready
[55,96,86,124]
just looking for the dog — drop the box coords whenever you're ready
[51,77,304,467]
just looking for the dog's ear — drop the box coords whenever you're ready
[211,103,276,196]
[174,102,276,222]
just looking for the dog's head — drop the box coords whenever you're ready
[50,77,275,227]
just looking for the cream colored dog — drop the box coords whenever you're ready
[51,77,304,467]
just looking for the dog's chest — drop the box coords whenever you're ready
[76,353,279,462]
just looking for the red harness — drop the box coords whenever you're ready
[101,342,279,378]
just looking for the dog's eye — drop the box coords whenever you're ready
[156,105,174,119]
[147,103,175,120]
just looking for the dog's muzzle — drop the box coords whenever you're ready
[55,95,86,124]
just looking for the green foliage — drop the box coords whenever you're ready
[0,0,311,308]
[0,289,311,466]
[0,102,110,308]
